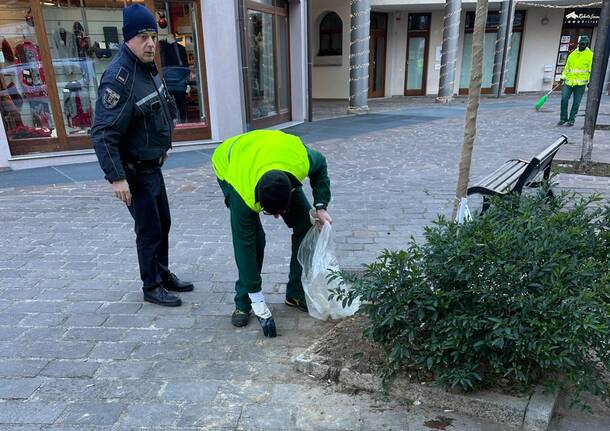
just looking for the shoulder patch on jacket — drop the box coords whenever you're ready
[115,67,129,85]
[102,87,121,109]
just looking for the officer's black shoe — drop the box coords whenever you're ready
[144,286,182,307]
[163,273,194,292]
[231,309,251,327]
[285,298,308,313]
[566,121,575,127]
[557,120,567,126]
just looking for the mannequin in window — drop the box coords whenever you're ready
[160,34,189,123]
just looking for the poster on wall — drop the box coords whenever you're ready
[559,44,570,51]
[555,74,563,81]
[557,52,568,65]
[561,35,571,43]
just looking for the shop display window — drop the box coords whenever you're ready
[155,1,208,130]
[42,2,125,138]
[0,1,56,142]
[0,0,209,157]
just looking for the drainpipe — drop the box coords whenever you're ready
[491,0,510,96]
[236,0,252,130]
[437,0,462,103]
[348,0,370,114]
[307,0,313,122]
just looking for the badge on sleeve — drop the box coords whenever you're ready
[102,88,121,109]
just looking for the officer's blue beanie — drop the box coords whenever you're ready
[123,4,157,42]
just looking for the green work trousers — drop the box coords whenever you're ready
[560,84,586,123]
[222,181,312,313]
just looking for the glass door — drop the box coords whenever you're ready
[243,0,290,129]
[404,14,430,96]
[368,12,387,98]
[459,11,526,94]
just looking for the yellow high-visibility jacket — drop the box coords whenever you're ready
[561,48,593,87]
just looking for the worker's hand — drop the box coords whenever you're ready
[314,209,332,230]
[111,180,132,207]
[252,301,277,338]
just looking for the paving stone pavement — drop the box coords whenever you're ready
[0,95,609,430]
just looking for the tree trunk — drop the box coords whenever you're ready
[581,0,610,168]
[452,0,489,219]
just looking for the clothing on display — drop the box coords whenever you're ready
[14,41,47,98]
[64,81,92,129]
[73,22,91,58]
[51,27,80,76]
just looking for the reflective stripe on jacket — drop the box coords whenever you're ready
[212,130,311,212]
[561,48,593,87]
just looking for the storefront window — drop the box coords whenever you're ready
[248,9,277,120]
[155,0,207,127]
[0,0,209,157]
[0,1,56,142]
[42,2,124,138]
[460,11,525,93]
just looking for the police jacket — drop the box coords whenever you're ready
[91,44,176,183]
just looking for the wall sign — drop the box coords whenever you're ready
[563,8,600,27]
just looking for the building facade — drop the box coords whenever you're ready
[311,0,602,99]
[0,0,603,170]
[0,0,309,170]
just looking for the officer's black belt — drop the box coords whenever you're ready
[126,157,165,170]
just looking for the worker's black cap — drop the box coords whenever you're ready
[257,170,292,214]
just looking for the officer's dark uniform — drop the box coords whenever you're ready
[91,43,179,294]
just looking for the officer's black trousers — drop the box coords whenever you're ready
[126,167,171,290]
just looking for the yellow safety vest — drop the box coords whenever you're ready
[212,130,310,212]
[561,48,593,86]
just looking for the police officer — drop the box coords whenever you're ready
[92,4,194,306]
[212,130,332,337]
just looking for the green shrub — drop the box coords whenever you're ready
[331,188,610,402]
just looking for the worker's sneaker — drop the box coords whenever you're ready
[557,120,567,126]
[285,298,308,313]
[566,121,575,127]
[231,309,251,327]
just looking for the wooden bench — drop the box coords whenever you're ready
[467,135,568,212]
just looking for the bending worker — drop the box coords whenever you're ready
[558,35,593,127]
[212,130,332,337]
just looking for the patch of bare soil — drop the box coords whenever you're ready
[312,316,387,375]
[553,160,610,177]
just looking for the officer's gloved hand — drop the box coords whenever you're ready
[252,301,277,337]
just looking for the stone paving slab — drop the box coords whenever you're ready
[0,95,608,429]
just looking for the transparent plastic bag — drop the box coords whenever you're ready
[297,223,360,320]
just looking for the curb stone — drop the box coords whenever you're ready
[293,320,558,431]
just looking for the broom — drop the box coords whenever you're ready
[535,83,561,111]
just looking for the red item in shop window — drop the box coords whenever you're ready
[11,125,52,139]
[70,93,92,128]
[14,41,47,99]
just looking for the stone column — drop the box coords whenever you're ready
[348,0,370,114]
[437,0,462,103]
